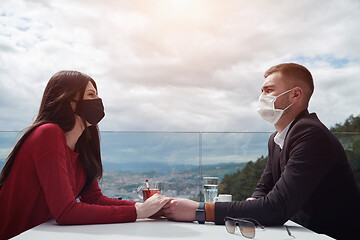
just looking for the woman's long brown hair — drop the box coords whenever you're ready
[0,71,103,191]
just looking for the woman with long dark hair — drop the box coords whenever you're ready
[0,71,170,239]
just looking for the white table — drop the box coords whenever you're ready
[14,218,334,240]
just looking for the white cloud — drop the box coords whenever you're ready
[0,0,359,134]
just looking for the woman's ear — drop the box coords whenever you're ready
[71,92,80,112]
[71,100,77,112]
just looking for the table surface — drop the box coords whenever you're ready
[14,218,334,240]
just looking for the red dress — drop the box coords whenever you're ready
[0,124,137,239]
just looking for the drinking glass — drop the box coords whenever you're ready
[137,181,161,202]
[203,177,218,203]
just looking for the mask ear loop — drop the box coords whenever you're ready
[283,88,294,111]
[273,88,294,110]
[70,99,77,112]
[71,99,88,130]
[276,88,294,98]
[283,103,293,111]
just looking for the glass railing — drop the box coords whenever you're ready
[99,131,272,201]
[1,131,359,201]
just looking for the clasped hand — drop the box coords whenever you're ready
[135,194,198,222]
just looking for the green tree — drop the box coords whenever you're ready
[219,156,267,201]
[330,114,360,132]
[331,114,360,190]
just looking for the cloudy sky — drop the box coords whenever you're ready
[1,0,359,133]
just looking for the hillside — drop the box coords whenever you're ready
[331,114,360,189]
[219,156,267,201]
[219,114,360,201]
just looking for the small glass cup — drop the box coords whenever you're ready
[137,181,161,202]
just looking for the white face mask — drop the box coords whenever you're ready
[257,89,293,124]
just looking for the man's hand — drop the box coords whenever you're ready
[135,194,171,219]
[161,198,198,222]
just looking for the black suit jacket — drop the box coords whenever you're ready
[215,110,360,240]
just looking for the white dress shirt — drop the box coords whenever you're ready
[274,121,293,149]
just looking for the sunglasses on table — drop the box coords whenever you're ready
[224,217,293,239]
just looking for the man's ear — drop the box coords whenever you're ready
[292,87,303,104]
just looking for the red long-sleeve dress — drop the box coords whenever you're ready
[0,123,137,239]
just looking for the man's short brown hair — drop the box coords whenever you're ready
[264,63,314,100]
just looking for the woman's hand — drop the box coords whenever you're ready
[135,194,171,219]
[161,198,198,222]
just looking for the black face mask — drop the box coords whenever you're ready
[74,98,105,125]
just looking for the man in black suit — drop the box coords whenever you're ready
[162,63,360,240]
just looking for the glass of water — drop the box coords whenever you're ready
[203,177,218,203]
